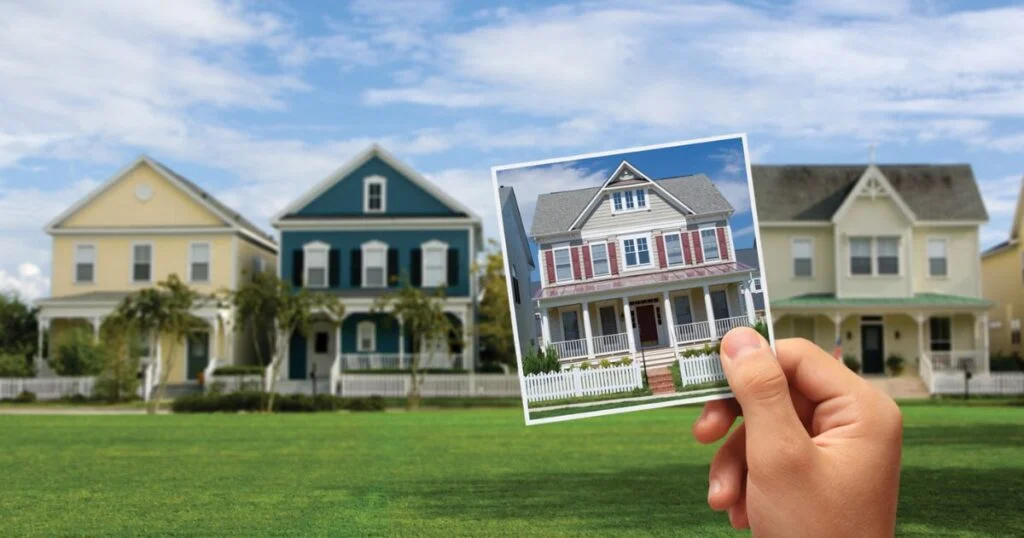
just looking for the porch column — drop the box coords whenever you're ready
[622,297,636,354]
[979,313,990,373]
[36,316,49,371]
[704,285,718,341]
[398,315,406,369]
[336,323,343,371]
[463,306,474,371]
[224,314,235,365]
[91,316,103,343]
[832,313,843,359]
[743,284,756,325]
[582,301,595,359]
[663,291,677,348]
[209,317,220,362]
[540,308,552,348]
[915,313,926,363]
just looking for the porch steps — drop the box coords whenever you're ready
[635,347,679,370]
[863,375,930,400]
[647,368,677,395]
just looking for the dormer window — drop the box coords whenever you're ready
[303,241,330,288]
[611,189,648,214]
[364,175,386,213]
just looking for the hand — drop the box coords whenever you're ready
[693,328,902,537]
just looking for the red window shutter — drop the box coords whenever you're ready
[544,250,555,284]
[608,242,619,275]
[655,234,667,268]
[571,247,582,280]
[716,227,729,261]
[582,244,593,279]
[692,231,704,264]
[681,232,693,265]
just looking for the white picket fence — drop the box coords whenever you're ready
[335,374,520,398]
[928,371,1024,395]
[678,353,725,387]
[0,377,96,400]
[522,362,643,403]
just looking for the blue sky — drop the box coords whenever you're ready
[1,0,1023,299]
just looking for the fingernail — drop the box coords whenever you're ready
[708,479,721,502]
[721,328,765,361]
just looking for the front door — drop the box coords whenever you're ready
[861,325,884,374]
[636,305,659,347]
[186,332,209,380]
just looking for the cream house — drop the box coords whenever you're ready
[754,164,991,375]
[981,177,1024,356]
[35,156,277,385]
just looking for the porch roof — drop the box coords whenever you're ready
[533,261,753,301]
[771,293,991,310]
[36,291,132,306]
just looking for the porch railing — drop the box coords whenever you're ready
[340,353,460,371]
[592,333,629,356]
[714,316,751,336]
[675,321,712,345]
[551,338,588,359]
[928,350,987,373]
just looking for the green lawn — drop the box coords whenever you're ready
[0,405,1022,536]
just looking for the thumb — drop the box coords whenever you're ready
[719,328,812,459]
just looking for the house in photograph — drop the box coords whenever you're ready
[530,161,758,371]
[734,244,766,317]
[981,176,1024,356]
[272,144,482,389]
[35,156,278,386]
[754,164,991,375]
[499,186,538,351]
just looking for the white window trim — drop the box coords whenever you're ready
[552,245,574,282]
[74,243,96,285]
[875,236,901,277]
[303,240,330,289]
[421,239,449,287]
[609,188,650,215]
[751,277,763,293]
[791,236,814,278]
[698,224,721,263]
[187,241,211,284]
[927,236,948,278]
[356,320,376,352]
[848,236,874,277]
[619,232,654,271]
[363,175,387,213]
[361,240,388,288]
[130,241,153,284]
[663,232,685,266]
[588,242,611,277]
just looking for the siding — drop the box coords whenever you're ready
[911,226,980,297]
[983,246,1023,354]
[834,196,913,298]
[759,227,836,300]
[579,189,686,233]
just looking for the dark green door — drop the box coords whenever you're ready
[861,325,884,374]
[186,332,209,380]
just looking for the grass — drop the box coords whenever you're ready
[0,405,1022,536]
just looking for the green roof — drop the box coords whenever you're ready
[772,293,991,309]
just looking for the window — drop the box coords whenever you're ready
[132,243,152,283]
[314,332,329,354]
[362,241,387,288]
[590,243,609,276]
[610,189,648,214]
[850,237,872,275]
[75,244,95,283]
[751,277,763,292]
[664,234,684,265]
[304,242,329,288]
[700,227,720,262]
[876,237,899,275]
[553,247,573,281]
[189,243,210,283]
[422,240,448,287]
[929,317,951,351]
[363,176,386,213]
[710,290,730,320]
[511,265,521,305]
[926,238,947,277]
[674,296,693,325]
[357,321,376,352]
[622,236,651,268]
[561,311,580,341]
[251,255,266,275]
[1013,319,1021,346]
[792,238,813,277]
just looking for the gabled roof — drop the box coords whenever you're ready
[530,172,733,237]
[45,155,276,250]
[1007,175,1024,240]
[752,164,988,222]
[272,143,481,224]
[499,186,534,268]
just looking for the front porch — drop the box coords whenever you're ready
[540,280,758,368]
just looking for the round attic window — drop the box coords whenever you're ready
[135,183,153,202]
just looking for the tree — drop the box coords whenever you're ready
[221,270,344,412]
[0,293,38,361]
[94,312,143,401]
[114,274,209,414]
[49,326,105,376]
[0,351,33,377]
[475,241,516,370]
[374,281,459,410]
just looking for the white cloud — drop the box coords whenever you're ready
[713,180,752,215]
[495,163,609,233]
[0,263,50,302]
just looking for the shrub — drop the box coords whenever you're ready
[0,350,33,377]
[49,327,105,376]
[753,319,769,340]
[213,365,265,376]
[886,355,905,376]
[990,352,1023,372]
[578,361,592,370]
[843,355,861,373]
[477,361,506,374]
[598,358,612,369]
[346,395,385,412]
[617,356,633,367]
[14,390,36,403]
[522,346,560,375]
[171,391,385,413]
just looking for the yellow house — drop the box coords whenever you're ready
[981,177,1024,356]
[34,156,277,385]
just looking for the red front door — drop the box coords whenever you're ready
[636,306,659,347]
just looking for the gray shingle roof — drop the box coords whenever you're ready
[530,174,733,237]
[752,164,988,222]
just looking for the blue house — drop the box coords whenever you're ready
[271,145,482,381]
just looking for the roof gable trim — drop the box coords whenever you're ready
[566,160,694,231]
[830,165,917,224]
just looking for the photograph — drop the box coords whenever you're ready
[493,134,774,424]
